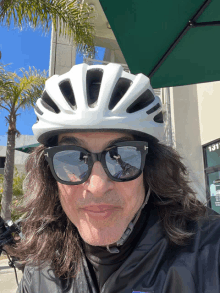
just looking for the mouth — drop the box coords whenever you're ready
[82,204,119,211]
[82,205,121,220]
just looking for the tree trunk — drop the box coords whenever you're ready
[1,114,16,221]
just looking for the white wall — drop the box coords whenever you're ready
[49,25,77,76]
[170,85,206,203]
[197,81,220,145]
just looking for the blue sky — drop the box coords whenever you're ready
[0,25,105,146]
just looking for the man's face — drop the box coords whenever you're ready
[57,131,146,247]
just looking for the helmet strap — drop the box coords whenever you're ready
[106,187,151,253]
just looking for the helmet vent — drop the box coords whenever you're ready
[146,103,161,115]
[59,80,77,110]
[126,89,155,113]
[86,69,103,108]
[154,111,164,123]
[109,78,132,110]
[41,91,60,114]
[34,105,43,115]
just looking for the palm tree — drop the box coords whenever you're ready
[0,0,95,55]
[0,63,47,221]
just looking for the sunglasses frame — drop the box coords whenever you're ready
[44,141,148,185]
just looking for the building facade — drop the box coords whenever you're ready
[167,82,220,213]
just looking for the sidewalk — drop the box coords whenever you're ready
[0,258,23,293]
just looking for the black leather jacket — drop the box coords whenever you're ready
[17,201,220,293]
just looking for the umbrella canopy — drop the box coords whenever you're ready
[99,0,220,88]
[15,143,40,154]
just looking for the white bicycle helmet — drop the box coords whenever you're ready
[32,63,165,145]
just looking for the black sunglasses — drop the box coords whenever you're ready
[44,141,148,185]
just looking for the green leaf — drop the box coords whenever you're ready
[0,0,95,55]
[0,63,48,117]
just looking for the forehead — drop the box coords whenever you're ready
[58,131,134,149]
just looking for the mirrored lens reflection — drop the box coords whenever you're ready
[106,146,141,179]
[53,150,88,182]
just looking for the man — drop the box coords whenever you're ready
[15,63,220,292]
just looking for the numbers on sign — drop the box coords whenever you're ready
[208,142,220,152]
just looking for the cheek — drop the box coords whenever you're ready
[118,175,145,208]
[126,174,145,193]
[57,183,80,212]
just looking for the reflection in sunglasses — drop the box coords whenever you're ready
[63,166,81,182]
[114,165,139,179]
[110,153,139,176]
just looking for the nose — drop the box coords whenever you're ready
[84,161,114,196]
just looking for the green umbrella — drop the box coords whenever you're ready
[15,143,40,154]
[99,0,220,88]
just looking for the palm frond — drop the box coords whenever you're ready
[15,66,47,111]
[0,0,95,55]
[0,63,47,112]
[0,63,16,103]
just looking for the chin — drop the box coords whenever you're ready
[84,238,118,247]
[84,239,118,247]
[78,225,124,247]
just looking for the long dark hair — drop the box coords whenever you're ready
[139,136,207,246]
[11,136,207,278]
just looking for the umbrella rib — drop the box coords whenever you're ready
[149,24,191,79]
[149,0,213,79]
[190,0,212,22]
[191,21,220,27]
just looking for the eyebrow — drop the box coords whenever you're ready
[59,136,83,145]
[58,135,134,149]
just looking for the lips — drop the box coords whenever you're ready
[82,205,119,212]
[82,205,120,220]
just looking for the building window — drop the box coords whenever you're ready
[0,157,6,168]
[203,139,220,214]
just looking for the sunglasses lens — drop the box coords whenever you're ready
[53,150,89,182]
[51,144,144,183]
[106,146,141,179]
